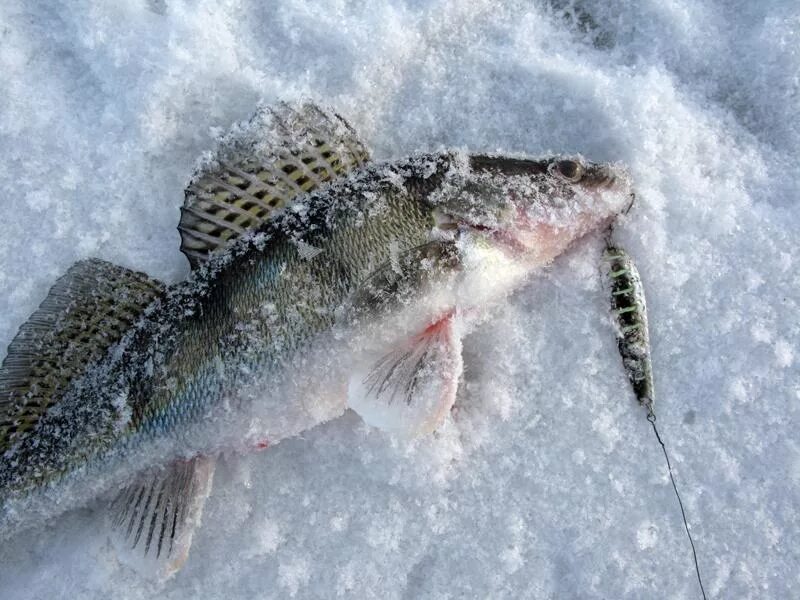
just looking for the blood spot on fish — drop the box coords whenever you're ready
[420,309,456,337]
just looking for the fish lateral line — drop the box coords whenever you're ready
[0,99,636,577]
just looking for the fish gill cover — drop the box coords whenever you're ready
[0,1,798,599]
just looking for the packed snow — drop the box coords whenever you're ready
[1,1,798,598]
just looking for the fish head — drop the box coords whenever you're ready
[429,153,633,264]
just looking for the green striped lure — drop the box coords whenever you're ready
[602,242,707,600]
[603,245,654,415]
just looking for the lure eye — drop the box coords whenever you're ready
[551,160,583,182]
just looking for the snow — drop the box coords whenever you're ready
[1,0,799,598]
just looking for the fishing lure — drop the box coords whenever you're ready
[602,244,654,415]
[602,242,707,600]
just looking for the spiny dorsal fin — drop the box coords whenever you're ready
[110,455,216,579]
[0,259,165,453]
[179,101,371,269]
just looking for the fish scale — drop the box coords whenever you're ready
[121,164,441,458]
[0,102,632,577]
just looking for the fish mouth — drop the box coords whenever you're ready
[586,166,620,189]
[582,164,631,193]
[583,165,635,221]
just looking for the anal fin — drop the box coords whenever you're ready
[347,312,463,437]
[109,455,216,579]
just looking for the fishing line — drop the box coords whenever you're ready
[601,224,706,599]
[646,410,707,600]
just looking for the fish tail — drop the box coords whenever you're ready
[0,259,164,471]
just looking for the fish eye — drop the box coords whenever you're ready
[551,160,583,182]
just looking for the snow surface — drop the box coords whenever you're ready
[1,0,798,598]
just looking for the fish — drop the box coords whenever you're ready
[0,101,633,577]
[602,244,654,414]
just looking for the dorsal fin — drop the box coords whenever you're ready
[179,101,371,269]
[0,259,165,454]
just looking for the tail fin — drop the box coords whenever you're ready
[0,259,164,459]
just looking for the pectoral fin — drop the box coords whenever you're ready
[109,455,216,579]
[348,313,463,436]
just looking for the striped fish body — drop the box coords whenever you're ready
[126,159,447,453]
[0,157,445,498]
[603,245,654,413]
[0,102,634,574]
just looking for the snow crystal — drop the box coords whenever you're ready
[1,0,799,598]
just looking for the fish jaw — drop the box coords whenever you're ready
[432,154,633,270]
[477,165,634,263]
